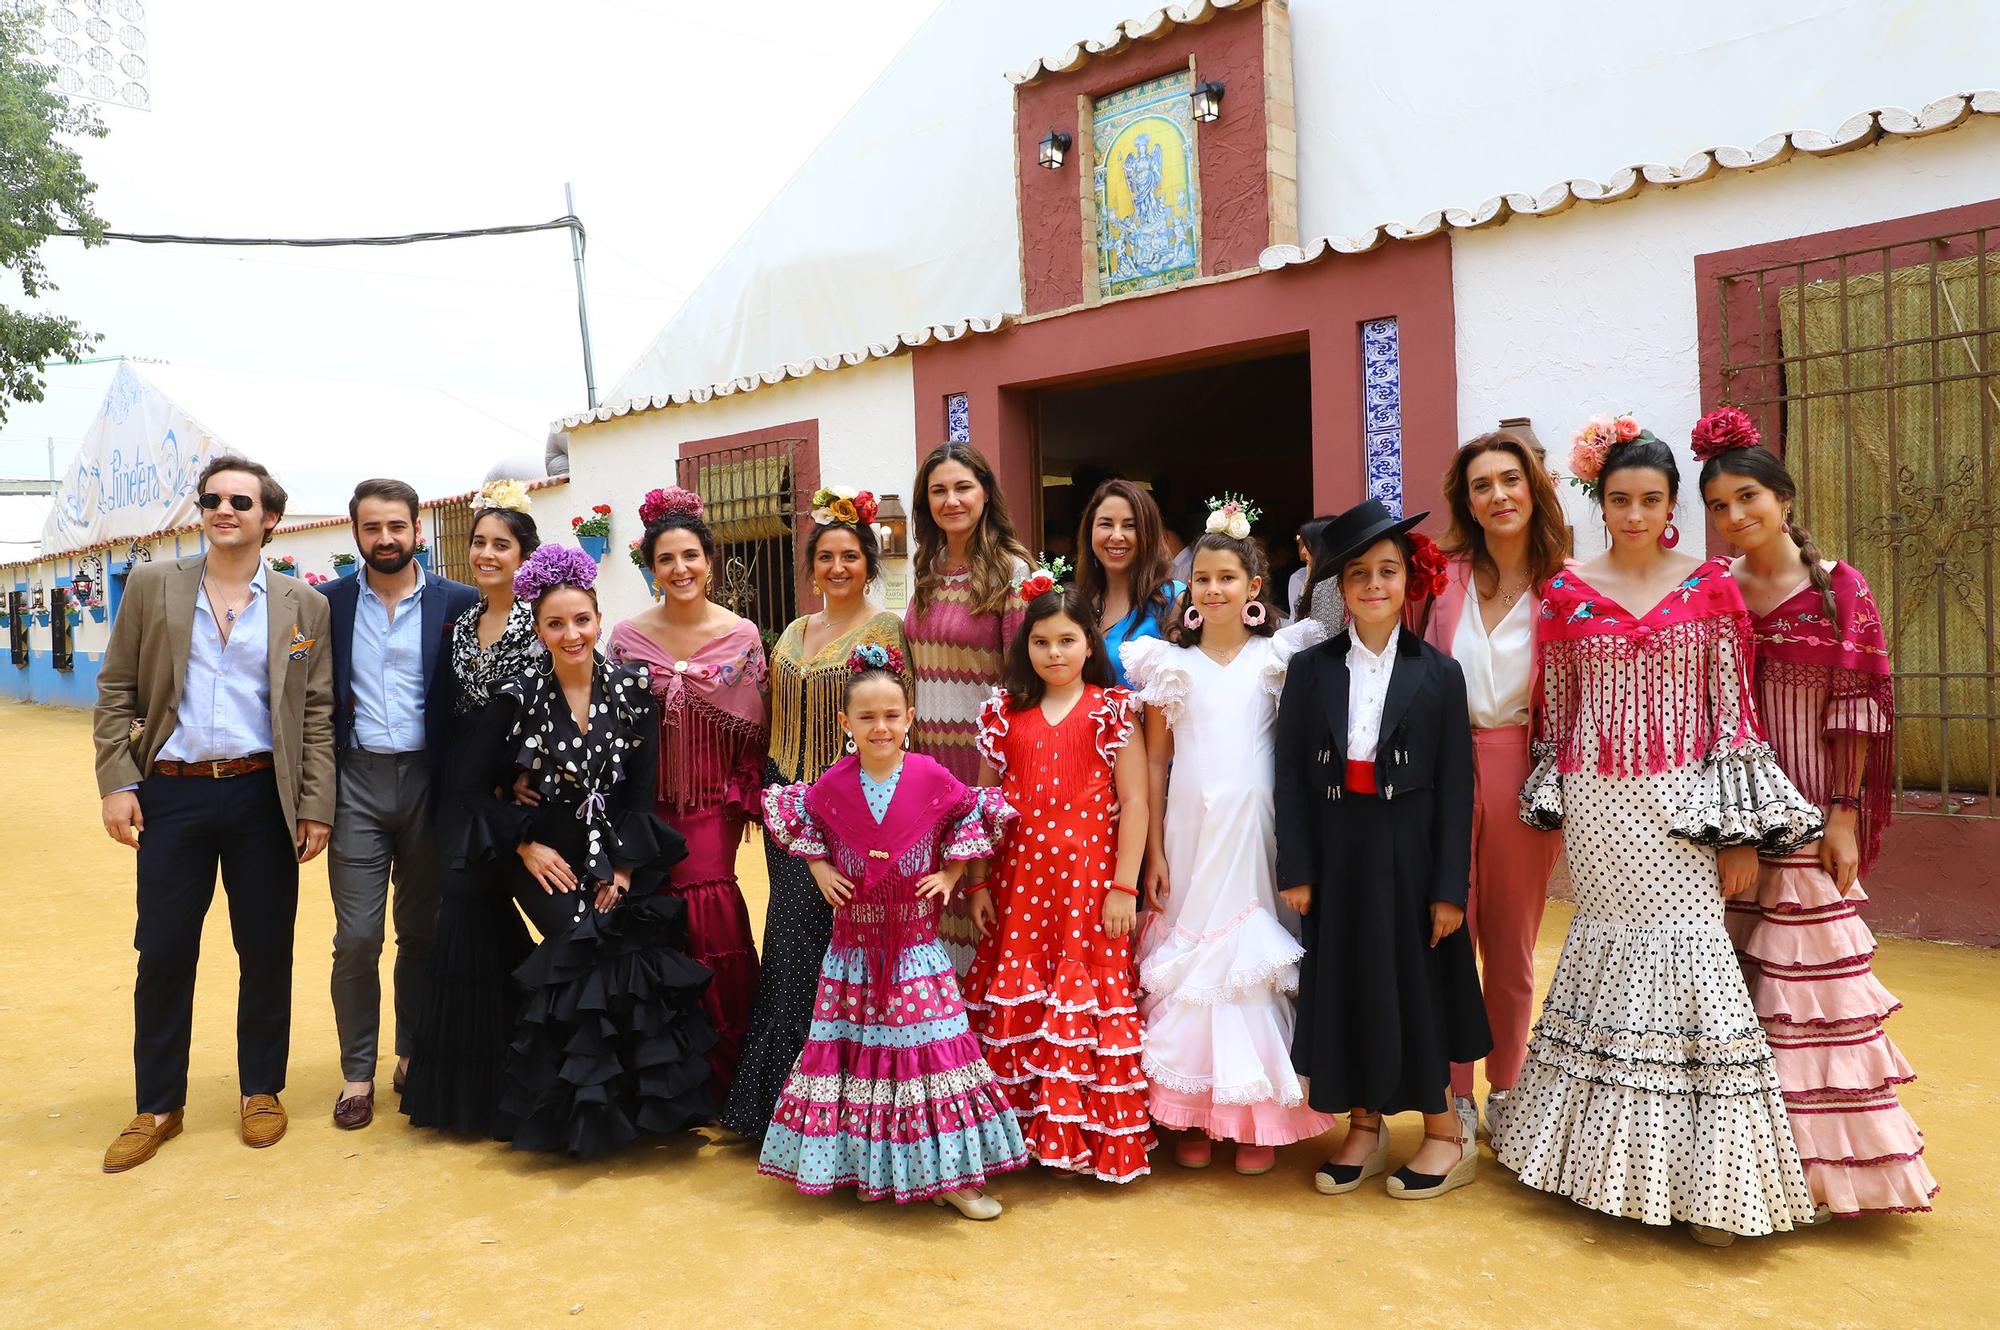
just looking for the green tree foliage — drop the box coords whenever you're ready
[0,4,106,426]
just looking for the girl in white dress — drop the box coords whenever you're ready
[1122,501,1338,1175]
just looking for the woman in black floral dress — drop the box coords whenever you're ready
[402,493,546,1135]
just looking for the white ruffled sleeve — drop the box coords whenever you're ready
[1261,617,1329,700]
[1118,637,1191,727]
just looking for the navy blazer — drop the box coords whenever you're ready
[318,568,479,780]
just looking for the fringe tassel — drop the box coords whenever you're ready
[655,690,766,816]
[1538,613,1761,778]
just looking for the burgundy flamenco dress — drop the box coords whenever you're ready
[607,617,769,1107]
[1726,561,1939,1216]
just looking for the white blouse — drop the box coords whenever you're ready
[1346,625,1400,761]
[1453,588,1533,729]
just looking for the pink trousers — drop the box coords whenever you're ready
[1450,726,1564,1098]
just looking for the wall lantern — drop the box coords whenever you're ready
[1192,80,1225,122]
[1037,129,1071,170]
[874,493,909,558]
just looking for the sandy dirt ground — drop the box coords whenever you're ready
[0,698,1993,1330]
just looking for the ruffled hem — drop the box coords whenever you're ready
[1668,741,1824,853]
[1089,686,1137,765]
[760,783,826,858]
[1493,1059,1816,1234]
[757,1094,1029,1200]
[1138,903,1304,1006]
[1526,1011,1782,1098]
[974,690,1011,776]
[1261,618,1328,699]
[497,892,718,1157]
[1809,1166,1938,1217]
[1518,742,1564,831]
[943,786,1016,862]
[1023,1108,1156,1183]
[1743,968,1902,1028]
[1147,1085,1338,1146]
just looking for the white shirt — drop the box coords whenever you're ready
[1453,589,1533,728]
[1346,624,1400,762]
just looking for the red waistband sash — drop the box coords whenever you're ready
[1345,758,1377,794]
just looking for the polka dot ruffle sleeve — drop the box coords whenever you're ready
[943,786,1016,863]
[760,782,828,859]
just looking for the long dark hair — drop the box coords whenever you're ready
[1000,584,1115,709]
[1075,478,1174,630]
[910,441,1032,616]
[1699,444,1837,620]
[1440,431,1569,589]
[1167,532,1279,646]
[1293,515,1333,618]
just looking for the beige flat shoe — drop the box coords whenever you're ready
[933,1188,1003,1221]
[240,1094,288,1148]
[103,1110,184,1173]
[1688,1223,1738,1247]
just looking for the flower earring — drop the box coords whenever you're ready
[1242,600,1267,627]
[1660,522,1680,549]
[1182,605,1204,631]
[844,735,857,754]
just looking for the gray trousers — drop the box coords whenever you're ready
[328,749,443,1082]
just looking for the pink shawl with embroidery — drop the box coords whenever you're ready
[607,617,769,820]
[1749,561,1895,872]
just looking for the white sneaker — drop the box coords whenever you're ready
[1482,1088,1511,1140]
[1453,1095,1478,1145]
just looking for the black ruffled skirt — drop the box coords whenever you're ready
[400,868,533,1136]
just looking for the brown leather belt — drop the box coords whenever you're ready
[152,754,275,779]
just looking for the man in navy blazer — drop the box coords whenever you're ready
[318,479,478,1129]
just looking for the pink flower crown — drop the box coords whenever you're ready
[847,641,906,676]
[513,542,599,601]
[1690,406,1762,462]
[639,485,704,526]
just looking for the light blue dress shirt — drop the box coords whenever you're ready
[352,564,428,753]
[160,561,275,762]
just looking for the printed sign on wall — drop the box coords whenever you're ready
[40,363,219,556]
[1092,70,1202,299]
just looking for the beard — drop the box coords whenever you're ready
[362,545,415,575]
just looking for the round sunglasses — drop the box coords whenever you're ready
[198,493,256,511]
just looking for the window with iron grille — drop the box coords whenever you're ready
[50,587,74,671]
[7,591,26,667]
[1707,217,2000,816]
[423,495,473,586]
[677,435,808,650]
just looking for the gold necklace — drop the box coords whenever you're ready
[1481,571,1532,607]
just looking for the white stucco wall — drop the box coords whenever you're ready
[566,355,919,626]
[1451,114,2000,553]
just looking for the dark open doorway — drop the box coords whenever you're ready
[1032,348,1315,607]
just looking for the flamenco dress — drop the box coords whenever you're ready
[455,658,717,1157]
[756,753,1028,1201]
[962,685,1155,1181]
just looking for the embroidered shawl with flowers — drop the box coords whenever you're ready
[1520,555,1822,853]
[607,618,769,821]
[1748,560,1895,873]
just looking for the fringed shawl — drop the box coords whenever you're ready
[1532,556,1766,778]
[767,611,909,783]
[607,618,769,819]
[1749,561,1896,873]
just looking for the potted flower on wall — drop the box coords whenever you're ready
[331,552,357,579]
[628,540,662,599]
[413,537,431,573]
[269,554,298,576]
[572,504,613,561]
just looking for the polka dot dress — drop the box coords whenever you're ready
[961,686,1156,1182]
[1494,762,1819,1235]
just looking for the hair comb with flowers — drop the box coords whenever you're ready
[1406,530,1450,601]
[847,641,906,676]
[639,485,704,526]
[1566,412,1660,498]
[473,478,533,514]
[1016,555,1071,602]
[1690,406,1762,462]
[808,485,879,529]
[513,542,599,601]
[1204,492,1260,540]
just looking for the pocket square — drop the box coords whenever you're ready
[287,622,317,662]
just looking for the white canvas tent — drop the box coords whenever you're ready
[38,360,563,556]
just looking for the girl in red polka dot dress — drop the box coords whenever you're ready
[962,575,1156,1182]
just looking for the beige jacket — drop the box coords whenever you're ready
[92,554,335,836]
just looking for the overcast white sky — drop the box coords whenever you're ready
[1,0,941,475]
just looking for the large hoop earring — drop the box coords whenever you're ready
[1242,600,1267,627]
[536,652,555,677]
[1182,606,1203,631]
[1660,522,1680,549]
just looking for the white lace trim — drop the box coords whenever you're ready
[1142,1055,1307,1107]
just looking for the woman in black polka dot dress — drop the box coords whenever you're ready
[1491,433,1824,1245]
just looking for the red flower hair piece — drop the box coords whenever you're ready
[639,485,704,526]
[853,490,879,528]
[1690,406,1762,461]
[1407,531,1449,601]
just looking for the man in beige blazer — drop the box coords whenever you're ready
[93,454,334,1172]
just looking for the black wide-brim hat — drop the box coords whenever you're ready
[1315,498,1430,568]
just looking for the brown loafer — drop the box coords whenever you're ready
[332,1086,374,1131]
[241,1094,288,1148]
[104,1110,184,1173]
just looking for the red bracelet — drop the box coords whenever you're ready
[1106,880,1139,897]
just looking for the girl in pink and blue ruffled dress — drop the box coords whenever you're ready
[757,643,1027,1219]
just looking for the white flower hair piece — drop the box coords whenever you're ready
[474,478,533,514]
[1204,492,1260,542]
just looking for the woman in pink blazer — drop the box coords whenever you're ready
[1419,432,1571,1142]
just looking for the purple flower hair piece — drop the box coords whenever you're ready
[513,542,599,602]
